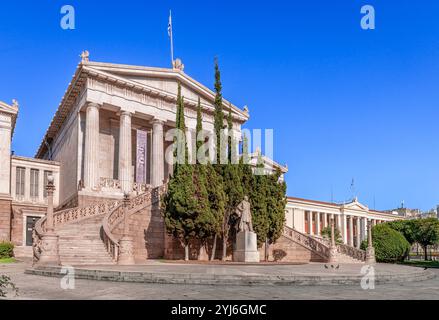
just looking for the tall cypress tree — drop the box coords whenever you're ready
[240,133,253,198]
[162,88,197,260]
[193,98,217,259]
[213,58,226,166]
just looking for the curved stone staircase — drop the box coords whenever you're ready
[57,215,114,265]
[282,226,365,263]
[33,185,166,266]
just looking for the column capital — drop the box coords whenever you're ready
[86,102,101,110]
[119,110,133,117]
[151,118,166,126]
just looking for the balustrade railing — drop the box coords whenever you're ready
[33,199,120,263]
[283,226,330,259]
[336,243,366,261]
[102,184,167,262]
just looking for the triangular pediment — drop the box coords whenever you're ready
[343,199,369,211]
[85,62,249,122]
[0,100,18,115]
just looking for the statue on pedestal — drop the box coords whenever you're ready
[233,196,260,263]
[235,196,253,233]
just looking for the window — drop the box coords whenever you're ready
[30,169,39,199]
[16,167,25,198]
[43,171,53,198]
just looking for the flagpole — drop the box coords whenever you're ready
[169,10,174,67]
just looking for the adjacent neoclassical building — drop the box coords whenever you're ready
[0,54,401,264]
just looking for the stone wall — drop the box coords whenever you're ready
[0,199,11,241]
[264,235,325,263]
[112,205,165,262]
[10,204,46,246]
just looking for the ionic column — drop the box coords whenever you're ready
[356,217,361,248]
[316,212,321,235]
[309,211,314,235]
[342,214,347,244]
[362,217,368,242]
[348,215,354,246]
[151,119,165,187]
[83,103,100,190]
[322,213,327,229]
[118,111,132,193]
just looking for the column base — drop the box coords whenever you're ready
[118,236,135,265]
[37,232,60,266]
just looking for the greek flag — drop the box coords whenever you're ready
[168,11,172,37]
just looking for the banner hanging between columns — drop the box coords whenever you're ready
[136,129,148,184]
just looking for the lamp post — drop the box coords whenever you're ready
[38,174,60,265]
[118,192,135,265]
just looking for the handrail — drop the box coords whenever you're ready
[336,243,366,261]
[32,199,120,263]
[102,184,167,261]
[282,226,330,259]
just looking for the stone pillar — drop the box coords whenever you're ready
[83,103,100,190]
[151,119,165,188]
[37,175,60,266]
[342,214,347,244]
[348,215,354,246]
[322,213,328,229]
[328,217,337,263]
[118,111,132,194]
[118,194,135,265]
[309,211,314,235]
[366,219,376,264]
[316,212,321,235]
[356,217,361,249]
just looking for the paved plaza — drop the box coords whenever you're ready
[1,261,439,300]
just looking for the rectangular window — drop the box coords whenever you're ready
[30,169,39,199]
[16,167,25,198]
[43,171,53,198]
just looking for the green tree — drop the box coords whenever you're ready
[249,154,269,247]
[213,58,225,166]
[193,98,217,259]
[266,169,287,246]
[162,86,197,261]
[239,133,253,197]
[220,109,244,260]
[413,218,439,261]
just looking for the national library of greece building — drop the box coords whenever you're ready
[0,54,400,264]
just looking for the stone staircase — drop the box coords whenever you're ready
[56,215,114,266]
[282,226,365,263]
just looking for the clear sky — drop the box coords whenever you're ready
[1,1,438,211]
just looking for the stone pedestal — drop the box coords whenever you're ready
[365,246,376,264]
[328,245,338,263]
[38,232,60,266]
[233,231,260,263]
[118,236,135,265]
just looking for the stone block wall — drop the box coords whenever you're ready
[264,235,326,263]
[112,205,165,262]
[0,199,11,241]
[10,204,47,246]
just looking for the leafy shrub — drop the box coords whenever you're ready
[0,242,14,259]
[362,224,410,263]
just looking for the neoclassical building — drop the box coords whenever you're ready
[0,54,401,264]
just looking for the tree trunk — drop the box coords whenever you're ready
[185,243,189,261]
[210,234,218,261]
[222,235,228,261]
[424,246,428,261]
[265,238,269,262]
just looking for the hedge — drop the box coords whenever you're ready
[361,224,410,263]
[0,242,14,259]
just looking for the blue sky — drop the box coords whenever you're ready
[1,1,439,211]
